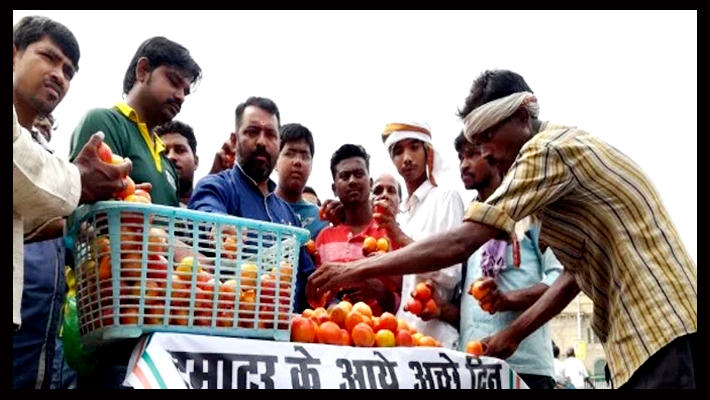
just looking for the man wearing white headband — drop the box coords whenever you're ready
[308,69,696,389]
[374,120,465,350]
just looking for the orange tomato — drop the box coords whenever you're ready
[362,236,377,255]
[110,154,124,165]
[116,176,136,199]
[123,194,151,204]
[417,335,440,347]
[412,282,433,302]
[470,279,491,300]
[351,322,375,347]
[422,298,438,316]
[376,237,390,252]
[133,188,152,203]
[404,298,422,315]
[351,302,373,318]
[305,239,317,255]
[465,340,486,357]
[316,321,342,345]
[97,142,113,163]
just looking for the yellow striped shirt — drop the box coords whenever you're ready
[463,122,697,387]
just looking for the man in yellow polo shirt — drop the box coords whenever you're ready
[68,36,202,388]
[70,36,202,207]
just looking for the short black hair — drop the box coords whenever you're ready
[303,186,321,206]
[457,69,533,120]
[123,36,202,96]
[330,144,370,179]
[454,130,468,154]
[280,123,314,156]
[13,15,80,73]
[235,96,280,131]
[552,341,560,358]
[155,120,197,155]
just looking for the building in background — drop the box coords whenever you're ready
[550,293,609,388]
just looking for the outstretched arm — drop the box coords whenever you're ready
[487,282,551,313]
[307,220,500,305]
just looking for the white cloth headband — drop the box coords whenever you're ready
[463,92,539,142]
[383,130,433,152]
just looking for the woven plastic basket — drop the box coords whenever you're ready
[64,201,310,350]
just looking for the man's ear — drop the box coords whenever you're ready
[331,183,336,196]
[194,154,199,168]
[135,57,150,83]
[13,43,17,71]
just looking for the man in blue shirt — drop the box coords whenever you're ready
[454,132,562,389]
[275,123,328,240]
[189,97,315,313]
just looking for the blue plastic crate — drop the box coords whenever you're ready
[64,201,310,350]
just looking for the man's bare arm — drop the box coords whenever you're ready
[307,221,500,303]
[352,221,499,280]
[498,283,550,312]
[483,269,580,359]
[505,270,580,341]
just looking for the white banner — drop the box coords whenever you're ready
[124,333,528,389]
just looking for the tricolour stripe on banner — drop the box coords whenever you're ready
[142,351,168,389]
[509,369,513,388]
[132,363,153,389]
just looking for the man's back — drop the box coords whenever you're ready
[468,121,697,386]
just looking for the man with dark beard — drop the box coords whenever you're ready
[189,96,315,313]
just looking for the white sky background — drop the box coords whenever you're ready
[14,10,697,262]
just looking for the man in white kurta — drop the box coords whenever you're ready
[13,16,130,330]
[380,120,464,349]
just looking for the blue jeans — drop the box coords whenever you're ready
[50,333,78,389]
[13,238,76,389]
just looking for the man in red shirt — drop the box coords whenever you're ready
[314,144,400,315]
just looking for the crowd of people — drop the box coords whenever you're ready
[13,15,696,390]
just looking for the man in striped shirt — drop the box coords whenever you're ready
[307,69,697,389]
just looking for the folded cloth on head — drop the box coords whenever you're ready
[463,91,539,142]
